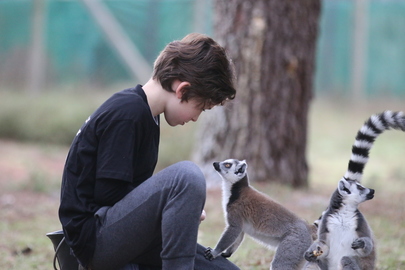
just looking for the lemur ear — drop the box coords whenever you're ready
[236,163,247,175]
[338,180,351,195]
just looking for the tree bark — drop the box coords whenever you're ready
[193,0,321,187]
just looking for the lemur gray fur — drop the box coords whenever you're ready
[305,111,405,270]
[204,159,315,270]
[304,178,375,270]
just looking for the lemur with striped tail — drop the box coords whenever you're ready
[305,111,405,270]
[204,159,315,270]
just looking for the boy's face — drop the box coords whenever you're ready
[164,80,215,126]
[164,97,212,126]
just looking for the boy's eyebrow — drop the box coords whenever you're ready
[203,105,214,111]
[205,101,219,110]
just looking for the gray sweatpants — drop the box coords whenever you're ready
[90,161,239,270]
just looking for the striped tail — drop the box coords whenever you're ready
[344,111,405,182]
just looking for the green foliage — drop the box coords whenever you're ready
[0,91,107,145]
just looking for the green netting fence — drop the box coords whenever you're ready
[315,0,405,97]
[0,0,213,88]
[0,0,404,97]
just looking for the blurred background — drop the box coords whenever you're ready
[0,0,213,92]
[1,0,405,145]
[0,0,404,269]
[1,0,405,96]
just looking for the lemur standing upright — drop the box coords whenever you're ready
[305,111,405,270]
[204,159,315,270]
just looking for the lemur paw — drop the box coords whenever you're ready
[313,246,324,257]
[204,247,215,261]
[352,238,365,250]
[221,251,232,258]
[305,245,324,262]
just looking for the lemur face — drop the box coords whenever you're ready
[338,178,375,205]
[213,159,248,184]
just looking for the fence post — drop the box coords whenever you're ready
[27,0,46,95]
[352,0,369,98]
[81,0,152,83]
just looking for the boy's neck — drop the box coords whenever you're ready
[142,78,170,117]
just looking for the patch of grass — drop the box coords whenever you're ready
[22,167,61,194]
[0,191,61,270]
[0,90,109,145]
[0,96,404,269]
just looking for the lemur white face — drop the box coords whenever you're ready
[213,159,248,184]
[338,178,375,204]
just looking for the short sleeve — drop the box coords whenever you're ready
[95,119,139,182]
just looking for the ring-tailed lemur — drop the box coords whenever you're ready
[305,111,405,270]
[305,178,375,270]
[343,110,405,183]
[204,159,316,270]
[313,110,405,226]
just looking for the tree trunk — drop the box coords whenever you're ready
[193,0,321,187]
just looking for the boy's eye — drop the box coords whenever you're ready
[202,104,215,112]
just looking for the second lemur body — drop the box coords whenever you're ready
[305,111,405,270]
[205,159,315,270]
[305,179,376,270]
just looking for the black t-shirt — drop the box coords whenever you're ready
[59,85,160,266]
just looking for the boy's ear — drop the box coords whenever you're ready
[174,81,191,99]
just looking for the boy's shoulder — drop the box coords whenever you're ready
[108,85,148,110]
[90,84,152,125]
[114,84,146,102]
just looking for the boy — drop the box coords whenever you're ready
[59,33,239,270]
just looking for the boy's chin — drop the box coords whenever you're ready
[165,119,180,127]
[164,115,183,127]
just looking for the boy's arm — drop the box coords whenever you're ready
[94,178,132,206]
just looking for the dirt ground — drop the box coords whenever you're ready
[0,140,66,269]
[0,139,64,218]
[1,137,404,269]
[0,139,64,210]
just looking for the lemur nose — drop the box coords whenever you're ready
[367,189,375,200]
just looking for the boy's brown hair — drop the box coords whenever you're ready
[153,33,236,107]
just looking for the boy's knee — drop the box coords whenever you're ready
[172,161,206,196]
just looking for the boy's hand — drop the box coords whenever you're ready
[200,209,206,223]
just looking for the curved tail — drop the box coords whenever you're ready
[344,111,405,182]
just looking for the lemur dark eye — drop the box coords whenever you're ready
[357,184,364,191]
[224,163,232,168]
